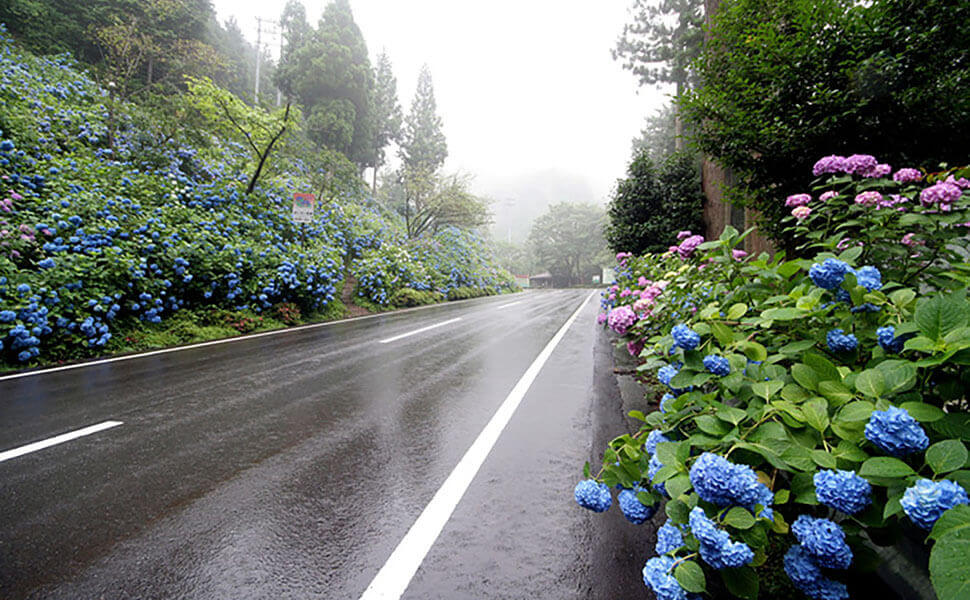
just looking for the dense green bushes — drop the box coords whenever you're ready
[585,155,970,599]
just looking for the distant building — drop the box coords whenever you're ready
[514,275,531,288]
[529,272,553,288]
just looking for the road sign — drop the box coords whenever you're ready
[292,193,316,223]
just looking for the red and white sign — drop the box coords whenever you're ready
[292,193,316,224]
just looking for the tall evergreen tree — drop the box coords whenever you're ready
[370,50,403,193]
[399,65,447,175]
[275,0,311,99]
[278,0,374,169]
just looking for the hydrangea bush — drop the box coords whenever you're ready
[578,156,970,599]
[0,31,514,367]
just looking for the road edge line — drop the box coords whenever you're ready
[358,291,595,600]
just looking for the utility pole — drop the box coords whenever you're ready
[254,17,262,104]
[277,15,284,107]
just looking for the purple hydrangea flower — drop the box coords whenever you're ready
[574,479,612,512]
[864,406,929,457]
[676,235,705,260]
[901,478,970,530]
[608,305,637,335]
[784,545,850,600]
[893,168,922,183]
[786,193,812,207]
[814,469,872,514]
[854,191,882,206]
[844,154,878,176]
[920,182,962,211]
[791,515,853,569]
[819,190,840,202]
[813,155,846,176]
[864,163,892,178]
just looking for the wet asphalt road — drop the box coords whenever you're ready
[0,289,655,599]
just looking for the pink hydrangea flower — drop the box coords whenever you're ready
[607,305,637,335]
[893,168,923,183]
[864,163,892,178]
[619,288,631,298]
[597,313,608,325]
[813,155,846,176]
[946,175,970,189]
[9,192,22,200]
[920,182,961,211]
[676,235,705,260]
[785,193,811,207]
[677,230,693,240]
[819,190,840,202]
[638,276,649,287]
[792,206,812,219]
[732,249,748,261]
[855,191,882,207]
[844,154,878,176]
[627,339,645,357]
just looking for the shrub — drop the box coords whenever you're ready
[391,287,443,308]
[583,155,970,600]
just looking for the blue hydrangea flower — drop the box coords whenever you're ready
[809,259,853,290]
[814,469,872,514]
[791,515,853,569]
[644,429,671,455]
[655,519,684,555]
[784,545,849,600]
[657,363,681,386]
[854,266,882,291]
[642,556,700,600]
[901,478,970,530]
[689,507,754,569]
[618,486,658,524]
[826,329,857,353]
[703,355,731,376]
[671,324,701,351]
[37,258,55,269]
[876,326,906,354]
[864,406,929,457]
[648,454,666,495]
[660,393,675,413]
[689,453,773,517]
[574,479,612,513]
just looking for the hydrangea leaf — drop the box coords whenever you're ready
[929,505,970,542]
[927,440,969,475]
[791,364,820,392]
[675,560,707,593]
[916,292,968,341]
[803,398,830,432]
[930,514,970,600]
[859,456,915,478]
[724,506,756,530]
[900,401,945,423]
[720,566,759,600]
[855,369,887,399]
[726,302,748,320]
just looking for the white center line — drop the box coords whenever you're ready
[359,291,594,600]
[496,301,522,309]
[0,420,124,463]
[378,318,463,345]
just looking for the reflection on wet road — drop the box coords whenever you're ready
[0,289,623,599]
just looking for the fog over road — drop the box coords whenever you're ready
[0,289,650,599]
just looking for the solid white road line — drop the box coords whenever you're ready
[359,291,595,600]
[0,294,532,384]
[0,420,123,463]
[378,318,463,345]
[496,301,522,309]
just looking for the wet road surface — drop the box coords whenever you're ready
[0,289,654,599]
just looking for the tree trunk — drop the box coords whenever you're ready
[146,58,154,86]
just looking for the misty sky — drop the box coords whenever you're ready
[211,1,667,219]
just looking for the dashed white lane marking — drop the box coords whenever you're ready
[0,420,123,463]
[359,291,595,600]
[378,318,463,344]
[496,301,522,309]
[0,293,532,383]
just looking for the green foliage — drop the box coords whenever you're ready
[679,0,970,240]
[371,51,403,182]
[390,288,444,308]
[606,150,704,255]
[590,206,970,596]
[277,0,375,168]
[399,65,447,175]
[613,0,705,91]
[529,202,608,283]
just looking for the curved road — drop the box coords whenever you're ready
[0,289,653,599]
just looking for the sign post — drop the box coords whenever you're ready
[292,193,316,247]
